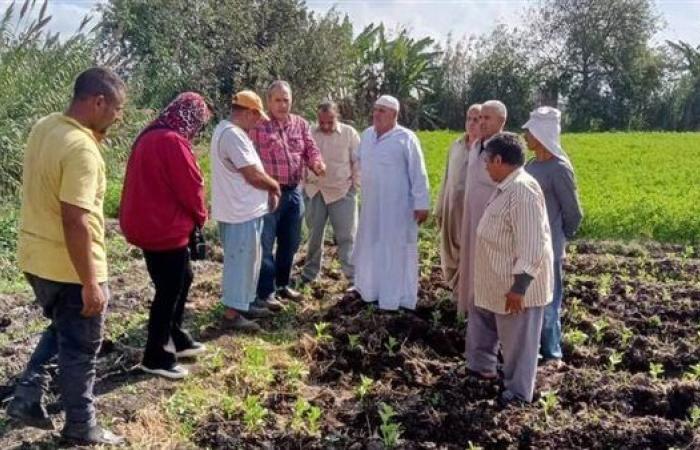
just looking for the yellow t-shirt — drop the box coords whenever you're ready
[17,113,108,284]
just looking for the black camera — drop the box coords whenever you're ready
[188,226,208,261]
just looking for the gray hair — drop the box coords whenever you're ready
[482,100,507,119]
[466,103,482,115]
[267,80,292,98]
[317,100,338,113]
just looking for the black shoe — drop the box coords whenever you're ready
[236,305,273,319]
[62,424,125,446]
[139,362,189,380]
[175,341,207,358]
[497,391,528,409]
[6,396,54,430]
[277,286,302,300]
[253,296,284,312]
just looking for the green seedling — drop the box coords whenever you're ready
[608,351,623,371]
[649,362,664,380]
[242,395,268,432]
[647,315,662,328]
[314,322,332,343]
[689,405,700,428]
[348,334,362,350]
[355,375,375,400]
[385,336,400,355]
[683,363,700,381]
[564,329,588,347]
[592,319,609,343]
[619,326,634,347]
[378,402,403,448]
[539,390,559,422]
[467,442,484,450]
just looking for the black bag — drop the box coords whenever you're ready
[188,226,208,261]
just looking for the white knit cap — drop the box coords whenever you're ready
[375,95,400,112]
[522,106,570,165]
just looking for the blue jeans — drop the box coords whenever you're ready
[14,273,106,432]
[540,259,564,359]
[257,187,304,299]
[220,217,264,311]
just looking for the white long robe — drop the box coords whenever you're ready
[353,125,430,310]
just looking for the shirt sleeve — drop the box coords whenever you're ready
[59,146,101,212]
[552,165,584,240]
[301,119,323,167]
[407,133,430,210]
[224,128,259,169]
[510,185,548,277]
[163,135,208,227]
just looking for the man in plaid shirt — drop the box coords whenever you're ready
[249,80,326,304]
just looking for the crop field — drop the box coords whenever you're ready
[0,131,699,449]
[419,131,700,244]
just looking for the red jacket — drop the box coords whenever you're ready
[119,128,207,251]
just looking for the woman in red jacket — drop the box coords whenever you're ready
[120,92,211,379]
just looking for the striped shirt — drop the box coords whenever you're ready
[249,114,322,186]
[474,168,554,314]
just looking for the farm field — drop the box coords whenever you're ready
[0,131,699,449]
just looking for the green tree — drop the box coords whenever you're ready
[464,26,535,129]
[98,0,354,116]
[666,41,700,130]
[0,0,95,200]
[350,24,441,129]
[528,0,661,130]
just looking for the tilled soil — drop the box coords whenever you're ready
[1,237,700,449]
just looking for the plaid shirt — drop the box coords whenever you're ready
[249,114,322,186]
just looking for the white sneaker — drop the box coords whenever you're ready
[139,363,189,380]
[176,342,207,358]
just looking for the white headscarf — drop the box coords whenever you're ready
[522,106,571,166]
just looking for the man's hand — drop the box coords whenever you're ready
[310,160,326,177]
[81,282,107,317]
[505,291,524,314]
[268,192,280,212]
[414,209,429,224]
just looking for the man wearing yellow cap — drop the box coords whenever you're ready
[211,91,281,331]
[523,106,583,365]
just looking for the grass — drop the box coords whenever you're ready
[417,130,700,244]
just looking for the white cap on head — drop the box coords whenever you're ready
[522,106,570,165]
[375,95,400,112]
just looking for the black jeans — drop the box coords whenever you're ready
[15,273,106,433]
[142,247,194,368]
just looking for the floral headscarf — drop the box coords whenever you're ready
[148,92,212,142]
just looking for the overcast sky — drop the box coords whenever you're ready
[3,0,699,45]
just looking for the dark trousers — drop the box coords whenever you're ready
[257,186,304,299]
[14,273,106,432]
[142,247,194,368]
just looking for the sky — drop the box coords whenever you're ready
[3,0,699,45]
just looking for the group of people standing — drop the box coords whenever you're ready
[436,101,583,405]
[5,66,582,446]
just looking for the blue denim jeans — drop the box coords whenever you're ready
[219,217,264,311]
[14,273,106,432]
[257,187,304,299]
[540,259,564,360]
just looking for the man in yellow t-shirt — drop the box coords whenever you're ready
[7,68,126,447]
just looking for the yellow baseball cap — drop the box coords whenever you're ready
[232,90,269,120]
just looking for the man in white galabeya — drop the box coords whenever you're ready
[353,95,430,311]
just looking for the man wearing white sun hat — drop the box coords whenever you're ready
[352,95,430,311]
[523,106,583,365]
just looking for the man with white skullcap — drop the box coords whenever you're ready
[523,106,583,366]
[352,95,430,310]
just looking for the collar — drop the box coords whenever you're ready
[374,124,399,142]
[313,122,341,135]
[497,167,523,191]
[60,113,100,145]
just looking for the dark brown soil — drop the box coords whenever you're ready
[2,237,699,449]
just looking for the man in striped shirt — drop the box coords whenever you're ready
[468,132,554,406]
